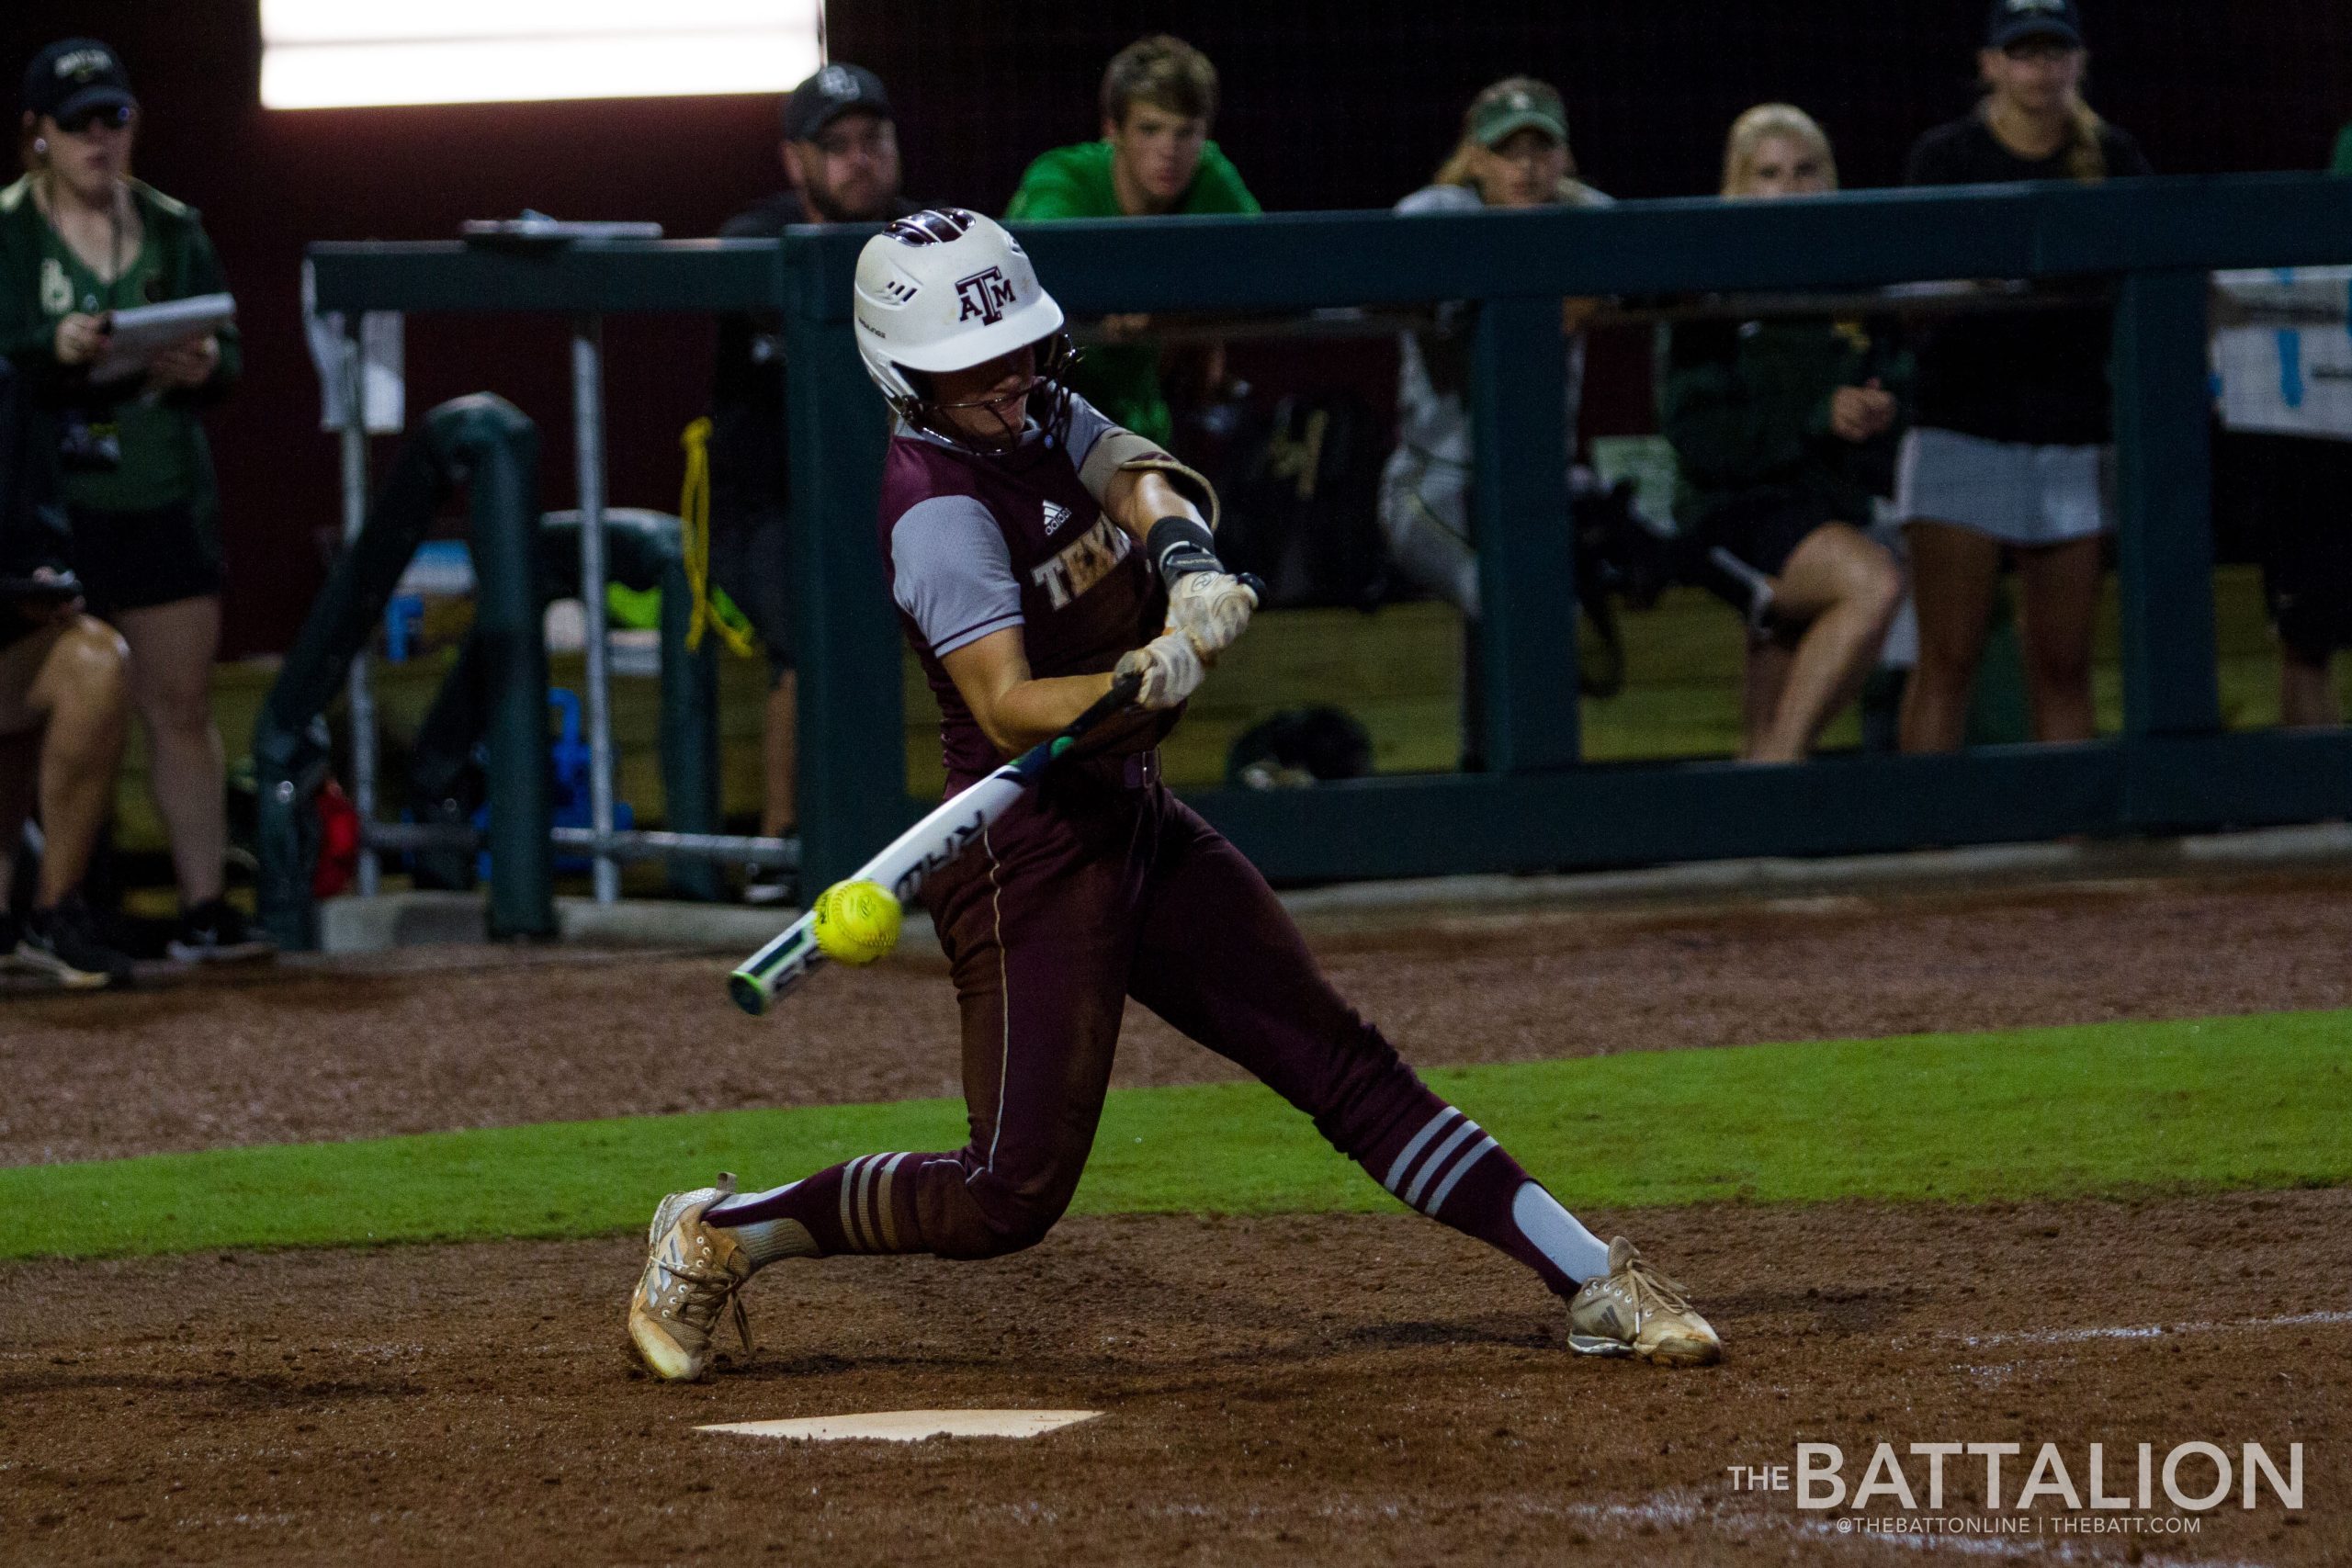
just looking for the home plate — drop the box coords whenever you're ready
[697,1409,1102,1443]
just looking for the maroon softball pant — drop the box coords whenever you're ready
[712,758,1577,1297]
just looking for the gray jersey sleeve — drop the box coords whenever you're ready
[1062,391,1116,472]
[889,496,1023,657]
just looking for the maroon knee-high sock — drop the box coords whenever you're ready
[1318,1062,1612,1297]
[704,1150,950,1265]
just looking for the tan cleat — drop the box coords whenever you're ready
[1567,1236,1724,1367]
[627,1175,754,1382]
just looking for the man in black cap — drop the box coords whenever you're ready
[708,63,917,903]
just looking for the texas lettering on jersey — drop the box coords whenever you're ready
[1028,515,1132,609]
[878,397,1171,787]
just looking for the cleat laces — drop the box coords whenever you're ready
[1618,1255,1697,1325]
[648,1178,753,1361]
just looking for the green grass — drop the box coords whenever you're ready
[4,1011,2345,1260]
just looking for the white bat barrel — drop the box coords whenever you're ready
[729,760,1034,1014]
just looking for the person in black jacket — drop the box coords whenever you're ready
[1658,105,1908,763]
[709,63,917,903]
[1894,1,2151,753]
[0,353,132,987]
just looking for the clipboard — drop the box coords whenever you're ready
[89,292,235,385]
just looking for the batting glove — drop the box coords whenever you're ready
[1115,630,1205,710]
[1166,570,1258,658]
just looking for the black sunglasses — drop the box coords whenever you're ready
[53,103,134,135]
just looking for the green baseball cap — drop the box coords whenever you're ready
[1468,78,1568,149]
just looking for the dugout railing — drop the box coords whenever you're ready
[307,174,2352,895]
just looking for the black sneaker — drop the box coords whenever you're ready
[166,897,276,964]
[16,897,134,989]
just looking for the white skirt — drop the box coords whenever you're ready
[1894,426,2114,547]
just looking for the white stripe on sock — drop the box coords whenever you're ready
[854,1155,887,1251]
[873,1152,909,1251]
[1422,1135,1496,1220]
[1405,1118,1484,1209]
[1385,1108,1460,1194]
[1510,1182,1612,1284]
[840,1156,872,1251]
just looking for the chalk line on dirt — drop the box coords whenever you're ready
[1953,1308,2352,1350]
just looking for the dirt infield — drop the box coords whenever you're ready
[1,1192,2342,1566]
[5,870,2351,1167]
[2,870,2346,1564]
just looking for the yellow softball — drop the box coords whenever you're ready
[811,879,902,965]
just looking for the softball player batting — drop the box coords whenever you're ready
[627,209,1721,1378]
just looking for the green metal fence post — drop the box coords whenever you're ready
[1470,295,1580,772]
[254,428,442,949]
[781,236,902,892]
[253,395,548,945]
[454,401,557,940]
[2111,269,2222,742]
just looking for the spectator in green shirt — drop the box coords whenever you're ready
[2334,120,2352,175]
[4,38,267,963]
[1005,35,1261,445]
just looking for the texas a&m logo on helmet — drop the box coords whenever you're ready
[955,267,1019,325]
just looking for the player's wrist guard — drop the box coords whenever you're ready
[1146,515,1223,583]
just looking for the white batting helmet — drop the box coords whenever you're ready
[853,209,1068,421]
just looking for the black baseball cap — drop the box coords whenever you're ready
[22,38,137,127]
[1986,0,2086,50]
[781,62,892,142]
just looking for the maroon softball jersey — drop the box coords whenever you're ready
[878,396,1177,791]
[707,397,1609,1302]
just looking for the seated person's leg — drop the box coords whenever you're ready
[28,616,130,906]
[1376,450,1481,616]
[0,614,131,986]
[1739,634,1794,761]
[1750,521,1904,763]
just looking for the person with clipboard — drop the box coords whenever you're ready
[1,37,267,963]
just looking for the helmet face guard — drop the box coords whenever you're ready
[853,209,1076,454]
[900,331,1080,455]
